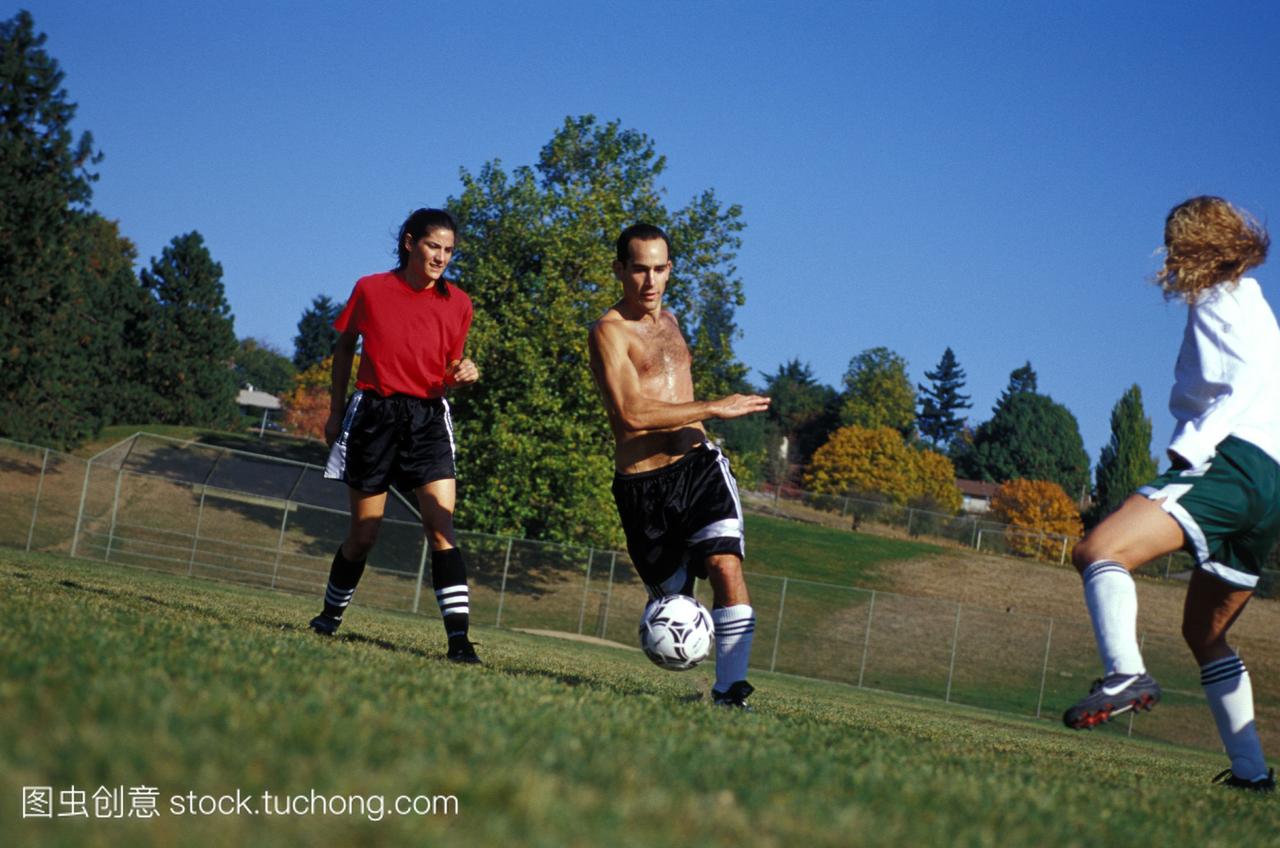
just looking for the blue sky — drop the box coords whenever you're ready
[20,1,1280,468]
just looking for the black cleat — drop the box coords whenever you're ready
[447,638,482,664]
[1063,672,1161,729]
[1213,767,1276,794]
[712,680,754,711]
[308,613,341,636]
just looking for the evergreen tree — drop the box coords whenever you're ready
[138,232,238,426]
[762,358,839,474]
[293,294,341,370]
[916,346,972,449]
[74,211,154,425]
[839,346,915,437]
[996,361,1038,410]
[1093,384,1158,521]
[955,391,1090,498]
[0,11,104,447]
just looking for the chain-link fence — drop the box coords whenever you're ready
[740,484,1270,586]
[3,433,1276,753]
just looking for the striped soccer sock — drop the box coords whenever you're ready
[431,547,470,644]
[711,604,755,692]
[321,546,366,621]
[1202,654,1269,781]
[1082,560,1144,675]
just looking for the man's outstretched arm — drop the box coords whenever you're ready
[588,320,769,432]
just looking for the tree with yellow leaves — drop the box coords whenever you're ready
[989,478,1083,560]
[804,425,961,512]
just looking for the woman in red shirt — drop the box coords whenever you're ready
[312,208,481,663]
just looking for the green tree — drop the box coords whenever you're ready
[0,11,105,447]
[840,346,915,437]
[233,338,296,395]
[137,232,238,426]
[293,294,341,370]
[956,391,1090,499]
[761,359,839,477]
[916,347,971,450]
[446,115,749,545]
[74,211,154,425]
[1092,384,1158,521]
[996,361,1038,410]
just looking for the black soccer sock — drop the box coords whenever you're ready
[431,547,471,643]
[321,546,367,620]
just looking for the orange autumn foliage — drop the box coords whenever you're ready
[989,478,1083,560]
[280,355,359,441]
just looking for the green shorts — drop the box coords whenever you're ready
[1140,436,1280,589]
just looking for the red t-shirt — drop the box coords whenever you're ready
[333,271,473,398]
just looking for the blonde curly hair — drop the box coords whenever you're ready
[1157,196,1269,302]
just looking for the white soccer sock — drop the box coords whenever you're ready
[711,605,755,692]
[1082,561,1145,676]
[1202,654,1269,781]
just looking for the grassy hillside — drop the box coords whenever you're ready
[4,550,1278,847]
[744,512,943,587]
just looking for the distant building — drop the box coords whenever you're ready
[236,385,282,433]
[955,479,999,514]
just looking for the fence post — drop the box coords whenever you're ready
[769,577,789,673]
[411,537,429,615]
[495,537,513,627]
[70,457,94,559]
[269,503,291,590]
[975,529,983,553]
[906,508,915,536]
[970,517,979,548]
[104,469,124,562]
[841,496,849,517]
[944,602,962,703]
[1059,536,1069,566]
[188,486,207,577]
[1035,618,1054,719]
[1165,555,1173,579]
[599,552,617,639]
[25,447,50,552]
[577,548,595,635]
[857,590,876,688]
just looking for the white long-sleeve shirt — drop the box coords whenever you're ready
[1167,277,1280,468]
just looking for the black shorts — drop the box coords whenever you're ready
[324,391,456,494]
[612,442,745,595]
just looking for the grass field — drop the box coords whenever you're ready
[4,549,1279,847]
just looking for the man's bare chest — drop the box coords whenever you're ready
[628,325,691,381]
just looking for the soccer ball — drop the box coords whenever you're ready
[638,594,714,671]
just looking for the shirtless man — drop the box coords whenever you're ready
[588,223,771,709]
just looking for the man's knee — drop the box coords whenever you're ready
[705,553,743,579]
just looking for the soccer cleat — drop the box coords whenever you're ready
[712,680,754,711]
[1062,672,1161,729]
[446,638,482,665]
[1212,768,1276,794]
[308,613,341,636]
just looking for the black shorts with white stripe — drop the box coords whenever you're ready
[324,391,456,493]
[612,442,745,592]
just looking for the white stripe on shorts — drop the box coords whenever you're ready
[1140,481,1209,563]
[1200,560,1260,589]
[324,390,364,480]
